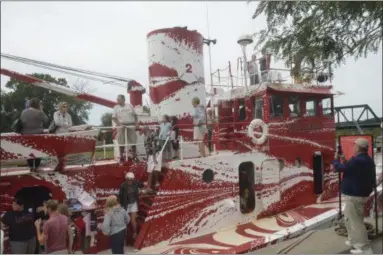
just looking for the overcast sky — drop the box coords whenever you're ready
[1,1,382,125]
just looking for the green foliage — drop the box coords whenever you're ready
[0,73,92,132]
[251,1,383,76]
[99,112,113,144]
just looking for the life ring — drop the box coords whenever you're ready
[247,119,268,145]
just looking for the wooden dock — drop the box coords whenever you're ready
[253,216,382,254]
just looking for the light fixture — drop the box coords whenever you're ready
[237,35,253,92]
[237,35,253,47]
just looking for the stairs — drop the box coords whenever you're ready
[127,168,167,249]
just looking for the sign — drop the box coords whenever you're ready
[78,192,96,208]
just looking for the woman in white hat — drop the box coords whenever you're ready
[53,101,73,134]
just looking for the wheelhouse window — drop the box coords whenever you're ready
[288,96,300,117]
[305,100,317,116]
[269,95,284,117]
[254,98,263,119]
[321,97,333,116]
[238,99,246,121]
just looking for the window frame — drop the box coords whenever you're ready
[288,95,301,118]
[269,94,285,118]
[305,99,318,117]
[253,97,264,120]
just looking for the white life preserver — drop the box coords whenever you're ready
[247,119,269,145]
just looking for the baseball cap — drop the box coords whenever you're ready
[125,172,135,180]
[354,137,369,148]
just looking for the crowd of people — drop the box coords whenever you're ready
[1,199,75,254]
[15,92,216,173]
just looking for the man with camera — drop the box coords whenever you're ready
[333,137,375,254]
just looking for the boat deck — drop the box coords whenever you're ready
[253,216,382,254]
[134,198,342,254]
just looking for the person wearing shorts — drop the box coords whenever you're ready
[112,94,138,163]
[158,115,172,160]
[191,97,207,157]
[118,172,141,239]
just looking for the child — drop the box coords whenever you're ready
[142,126,160,191]
[158,115,172,160]
[170,116,180,159]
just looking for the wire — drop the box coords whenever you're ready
[1,53,130,90]
[1,53,132,82]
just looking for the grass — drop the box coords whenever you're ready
[95,147,115,159]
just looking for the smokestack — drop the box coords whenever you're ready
[127,80,145,107]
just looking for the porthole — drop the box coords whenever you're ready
[202,169,214,183]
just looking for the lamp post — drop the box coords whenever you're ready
[237,35,253,92]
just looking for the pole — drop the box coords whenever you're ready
[338,170,342,219]
[206,2,213,88]
[372,138,378,235]
[241,46,249,92]
[337,137,342,219]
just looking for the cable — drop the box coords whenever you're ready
[1,53,132,82]
[1,53,130,90]
[5,57,127,89]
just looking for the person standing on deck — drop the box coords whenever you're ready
[143,126,161,191]
[158,115,172,161]
[53,102,73,134]
[112,94,139,163]
[34,200,73,254]
[206,108,215,154]
[20,98,49,172]
[248,54,259,85]
[333,137,375,254]
[1,198,36,254]
[118,172,142,240]
[170,116,180,159]
[191,97,207,157]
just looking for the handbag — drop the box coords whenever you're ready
[12,118,23,133]
[48,120,59,134]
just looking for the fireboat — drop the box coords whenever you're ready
[0,26,382,254]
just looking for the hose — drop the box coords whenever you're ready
[276,230,316,254]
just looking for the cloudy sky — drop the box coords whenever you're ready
[1,1,382,125]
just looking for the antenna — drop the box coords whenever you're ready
[205,1,214,88]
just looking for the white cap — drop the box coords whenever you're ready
[354,137,369,148]
[125,172,135,180]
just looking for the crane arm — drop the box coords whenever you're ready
[0,68,116,108]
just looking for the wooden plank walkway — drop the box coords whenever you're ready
[253,217,382,254]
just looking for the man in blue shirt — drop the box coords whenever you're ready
[333,137,375,254]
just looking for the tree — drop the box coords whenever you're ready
[0,73,92,132]
[100,112,113,144]
[251,1,382,78]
